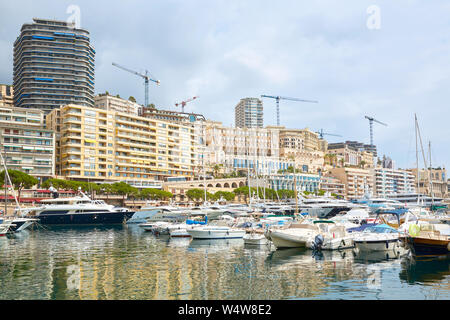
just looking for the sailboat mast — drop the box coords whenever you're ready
[415,114,420,205]
[429,141,434,207]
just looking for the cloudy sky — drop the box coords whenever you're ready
[1,0,449,171]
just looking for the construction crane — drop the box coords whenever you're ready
[175,96,199,113]
[112,62,160,107]
[365,115,387,147]
[260,95,318,126]
[316,129,342,140]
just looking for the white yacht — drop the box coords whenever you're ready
[127,205,189,224]
[187,226,246,239]
[187,203,230,221]
[297,197,363,219]
[22,192,133,225]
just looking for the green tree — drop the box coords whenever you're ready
[0,169,38,201]
[186,188,207,202]
[128,96,136,103]
[111,182,137,205]
[212,191,235,202]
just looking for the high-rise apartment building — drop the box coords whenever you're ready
[0,105,55,182]
[46,104,199,188]
[235,98,263,128]
[13,19,95,113]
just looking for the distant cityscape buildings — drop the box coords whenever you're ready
[0,17,447,201]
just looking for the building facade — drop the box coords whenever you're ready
[319,175,346,199]
[408,168,448,199]
[13,18,95,113]
[94,94,142,115]
[329,167,374,200]
[0,84,14,107]
[204,121,294,176]
[269,173,320,193]
[0,105,55,182]
[374,167,416,197]
[140,106,206,123]
[277,127,324,173]
[327,141,374,168]
[46,104,200,188]
[235,98,263,129]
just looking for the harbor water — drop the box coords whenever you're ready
[0,225,449,300]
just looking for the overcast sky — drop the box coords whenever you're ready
[1,0,449,171]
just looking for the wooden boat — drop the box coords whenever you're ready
[405,223,450,256]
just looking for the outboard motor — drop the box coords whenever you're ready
[312,234,324,251]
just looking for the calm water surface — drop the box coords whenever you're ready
[0,225,449,300]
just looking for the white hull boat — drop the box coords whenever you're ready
[243,233,269,246]
[352,224,405,253]
[187,226,246,239]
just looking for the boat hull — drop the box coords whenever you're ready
[36,211,134,225]
[354,238,401,252]
[187,229,246,239]
[406,237,450,256]
[270,230,311,248]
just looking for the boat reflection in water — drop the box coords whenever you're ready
[400,254,450,284]
[188,238,244,252]
[353,248,409,263]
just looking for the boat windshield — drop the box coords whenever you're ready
[363,224,399,234]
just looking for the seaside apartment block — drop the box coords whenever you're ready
[13,18,95,113]
[0,105,55,182]
[46,104,200,188]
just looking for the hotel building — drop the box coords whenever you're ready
[0,105,55,182]
[46,104,199,188]
[13,18,95,113]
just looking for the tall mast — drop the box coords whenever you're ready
[429,141,434,207]
[415,114,420,204]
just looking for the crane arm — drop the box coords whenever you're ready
[279,96,318,103]
[373,119,388,126]
[112,62,146,79]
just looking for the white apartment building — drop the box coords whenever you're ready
[374,167,416,197]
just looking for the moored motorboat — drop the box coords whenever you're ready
[352,224,406,254]
[243,232,269,246]
[187,226,246,239]
[405,223,450,256]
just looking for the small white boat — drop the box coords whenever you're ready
[187,226,246,239]
[352,224,405,253]
[269,222,319,249]
[243,232,269,246]
[167,223,192,238]
[139,221,171,234]
[270,220,354,250]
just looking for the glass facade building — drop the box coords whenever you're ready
[13,19,95,113]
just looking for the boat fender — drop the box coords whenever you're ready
[386,241,389,249]
[447,242,450,252]
[226,231,229,236]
